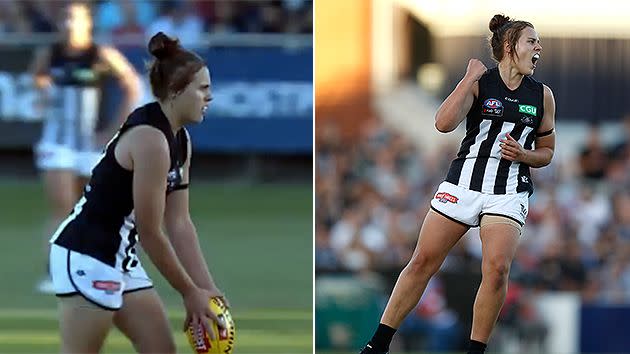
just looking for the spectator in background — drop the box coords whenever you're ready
[398,277,461,352]
[146,0,203,49]
[0,2,32,33]
[23,0,56,33]
[111,0,146,47]
[95,0,155,37]
[579,122,608,181]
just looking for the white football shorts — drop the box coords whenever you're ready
[49,243,153,310]
[429,181,529,228]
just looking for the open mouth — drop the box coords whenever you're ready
[532,53,540,66]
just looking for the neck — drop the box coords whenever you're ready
[498,60,524,90]
[158,101,183,134]
[67,35,92,50]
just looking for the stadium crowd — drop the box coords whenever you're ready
[0,0,312,43]
[316,114,630,349]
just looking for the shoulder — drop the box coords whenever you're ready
[126,125,170,156]
[542,84,554,97]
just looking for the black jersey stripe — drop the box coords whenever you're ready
[494,124,527,194]
[469,119,505,192]
[516,129,538,194]
[446,122,482,185]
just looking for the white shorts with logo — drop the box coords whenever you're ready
[430,181,529,228]
[49,244,153,310]
[35,143,102,177]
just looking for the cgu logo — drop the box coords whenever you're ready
[518,104,537,116]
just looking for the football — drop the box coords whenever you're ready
[186,297,236,354]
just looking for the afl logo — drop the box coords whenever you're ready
[484,99,502,109]
[482,98,504,117]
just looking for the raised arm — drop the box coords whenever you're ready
[434,59,486,133]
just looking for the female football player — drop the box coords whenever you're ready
[48,31,226,354]
[31,1,141,293]
[360,14,555,354]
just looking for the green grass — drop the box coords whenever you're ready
[0,178,313,353]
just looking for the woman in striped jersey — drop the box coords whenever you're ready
[360,14,556,354]
[30,1,141,293]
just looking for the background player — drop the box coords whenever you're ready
[30,1,141,293]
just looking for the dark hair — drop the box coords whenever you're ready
[488,14,534,62]
[147,32,205,101]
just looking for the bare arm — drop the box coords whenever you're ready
[129,126,196,296]
[164,130,221,294]
[30,46,51,89]
[434,59,486,133]
[99,46,142,135]
[500,84,556,168]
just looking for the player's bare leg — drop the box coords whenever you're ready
[114,288,176,354]
[469,219,520,352]
[38,170,80,293]
[361,210,469,353]
[58,295,114,353]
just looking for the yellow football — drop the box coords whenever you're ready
[186,297,235,354]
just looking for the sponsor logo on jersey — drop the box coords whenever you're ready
[520,175,530,184]
[521,115,535,125]
[518,104,537,116]
[92,280,121,295]
[482,98,504,117]
[504,96,519,103]
[435,192,459,204]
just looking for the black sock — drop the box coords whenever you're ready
[368,323,396,351]
[467,339,487,354]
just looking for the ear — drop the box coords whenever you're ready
[504,40,511,54]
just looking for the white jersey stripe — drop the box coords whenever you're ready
[481,121,515,193]
[458,120,491,187]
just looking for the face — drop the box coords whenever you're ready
[508,27,542,76]
[62,3,92,38]
[171,67,213,124]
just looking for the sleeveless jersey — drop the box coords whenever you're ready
[40,42,104,151]
[50,102,189,271]
[445,67,545,196]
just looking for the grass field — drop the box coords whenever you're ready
[0,178,312,354]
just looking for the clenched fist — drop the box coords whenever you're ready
[465,59,487,82]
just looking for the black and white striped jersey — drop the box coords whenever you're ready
[39,43,104,151]
[50,102,189,271]
[445,67,545,196]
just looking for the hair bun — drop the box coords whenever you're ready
[489,14,510,33]
[148,32,180,60]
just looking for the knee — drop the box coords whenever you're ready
[483,257,511,287]
[406,252,441,279]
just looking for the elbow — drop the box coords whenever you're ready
[434,119,452,133]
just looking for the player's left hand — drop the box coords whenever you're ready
[206,287,230,308]
[500,133,528,162]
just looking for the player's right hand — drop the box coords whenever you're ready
[182,287,226,339]
[465,59,487,81]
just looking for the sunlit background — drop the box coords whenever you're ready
[316,1,630,353]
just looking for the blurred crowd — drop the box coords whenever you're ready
[0,0,312,44]
[316,114,630,303]
[316,114,630,349]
